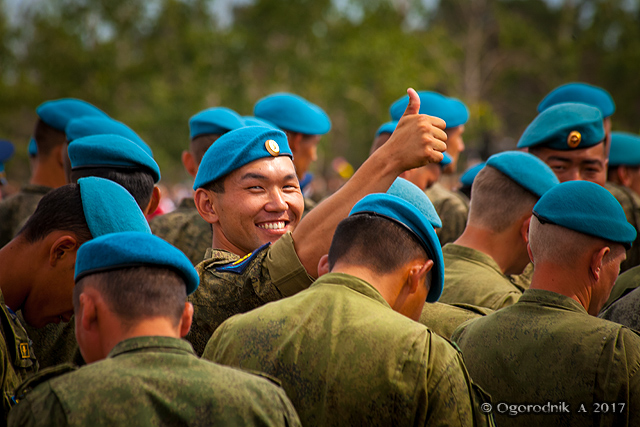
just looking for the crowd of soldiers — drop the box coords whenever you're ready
[0,82,640,426]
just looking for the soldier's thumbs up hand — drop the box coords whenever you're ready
[382,88,448,172]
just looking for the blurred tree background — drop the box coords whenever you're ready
[1,0,639,189]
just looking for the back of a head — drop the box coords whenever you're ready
[254,93,331,135]
[537,82,615,118]
[189,107,245,165]
[73,232,199,329]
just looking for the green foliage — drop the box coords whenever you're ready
[1,0,640,183]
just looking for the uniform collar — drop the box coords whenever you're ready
[108,336,195,359]
[21,183,53,195]
[518,288,588,314]
[443,243,505,277]
[312,272,391,309]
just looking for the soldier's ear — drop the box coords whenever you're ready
[317,254,330,277]
[194,189,219,225]
[182,150,199,178]
[520,215,532,244]
[589,246,610,282]
[179,302,194,338]
[144,186,161,218]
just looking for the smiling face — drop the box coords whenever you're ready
[207,156,304,256]
[530,143,608,186]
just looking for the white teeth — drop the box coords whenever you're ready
[258,221,285,230]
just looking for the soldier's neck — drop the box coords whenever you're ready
[0,238,33,311]
[454,225,528,276]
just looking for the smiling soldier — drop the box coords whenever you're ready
[186,89,449,354]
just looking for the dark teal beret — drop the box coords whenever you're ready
[0,139,14,176]
[441,152,452,167]
[254,93,331,135]
[69,134,161,183]
[36,98,108,131]
[538,82,615,118]
[460,163,485,187]
[486,151,559,197]
[389,91,469,128]
[75,231,199,295]
[533,180,636,248]
[387,178,442,228]
[609,132,640,167]
[242,116,279,129]
[28,138,37,157]
[517,103,605,151]
[376,121,398,136]
[189,107,245,139]
[194,126,292,190]
[350,193,444,302]
[66,117,153,156]
[77,177,151,238]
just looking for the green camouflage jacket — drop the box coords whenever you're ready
[0,292,38,420]
[438,244,523,310]
[453,289,640,427]
[8,336,301,426]
[419,302,493,340]
[605,182,640,273]
[149,198,212,266]
[18,314,82,370]
[0,184,51,248]
[186,232,313,355]
[425,182,469,246]
[204,272,495,427]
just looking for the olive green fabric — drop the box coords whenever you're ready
[602,264,640,311]
[17,314,83,369]
[425,182,469,246]
[438,244,522,310]
[605,182,640,273]
[0,292,38,420]
[0,184,52,248]
[509,262,533,292]
[452,289,640,427]
[149,198,211,266]
[7,336,301,427]
[186,232,313,356]
[303,196,316,217]
[204,272,495,427]
[600,285,640,331]
[419,302,493,339]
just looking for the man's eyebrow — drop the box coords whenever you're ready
[283,174,298,181]
[546,156,572,163]
[581,159,604,166]
[240,172,268,181]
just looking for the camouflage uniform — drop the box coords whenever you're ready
[599,284,640,330]
[602,264,640,312]
[186,232,313,355]
[0,184,51,247]
[17,314,83,369]
[419,302,493,340]
[303,196,316,217]
[8,336,301,427]
[452,289,640,427]
[0,292,38,420]
[149,198,211,266]
[509,262,533,292]
[605,182,640,273]
[438,244,523,310]
[204,272,495,427]
[425,182,469,246]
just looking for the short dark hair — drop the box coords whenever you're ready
[328,214,427,274]
[70,167,155,210]
[18,184,93,244]
[33,119,66,157]
[191,134,221,166]
[73,266,187,328]
[202,177,225,194]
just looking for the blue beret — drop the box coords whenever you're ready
[387,178,442,228]
[389,91,469,128]
[28,138,38,157]
[77,177,151,238]
[533,180,636,248]
[460,162,485,187]
[69,134,161,183]
[66,117,153,156]
[538,82,615,118]
[254,93,331,135]
[441,152,452,167]
[517,103,605,151]
[350,193,444,302]
[36,98,108,131]
[194,126,293,190]
[609,132,640,167]
[0,139,14,163]
[189,107,245,139]
[242,116,279,129]
[486,151,559,198]
[376,121,398,136]
[75,231,199,295]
